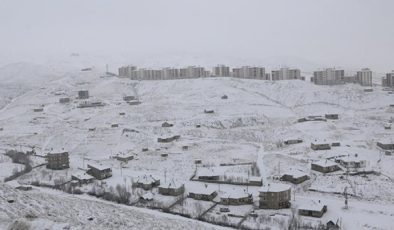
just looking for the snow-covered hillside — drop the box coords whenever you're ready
[0,64,393,230]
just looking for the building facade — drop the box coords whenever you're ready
[382,71,394,88]
[259,183,291,209]
[312,68,345,85]
[271,68,301,80]
[46,152,70,170]
[356,68,373,86]
[212,65,230,77]
[232,66,266,79]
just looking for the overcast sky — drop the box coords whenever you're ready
[1,0,393,72]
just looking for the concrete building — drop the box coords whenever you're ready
[161,68,180,80]
[336,156,366,169]
[188,187,217,201]
[133,175,160,190]
[382,71,394,88]
[271,68,301,81]
[213,65,230,77]
[377,140,394,150]
[87,164,112,180]
[71,172,95,185]
[259,183,291,209]
[158,180,185,196]
[298,201,327,218]
[281,170,310,184]
[220,190,253,205]
[46,151,70,170]
[311,160,340,173]
[356,68,373,86]
[59,98,70,104]
[78,90,89,99]
[232,66,266,79]
[312,68,345,85]
[118,65,137,78]
[311,141,331,151]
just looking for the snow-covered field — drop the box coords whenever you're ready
[0,62,394,229]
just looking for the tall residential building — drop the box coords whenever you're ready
[356,68,373,86]
[118,65,137,78]
[161,68,180,80]
[271,68,301,80]
[232,66,266,79]
[312,68,345,85]
[382,71,394,87]
[212,65,230,77]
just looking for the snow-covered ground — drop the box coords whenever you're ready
[0,62,393,229]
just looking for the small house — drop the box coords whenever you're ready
[71,172,95,185]
[46,151,70,170]
[204,109,214,114]
[364,88,373,92]
[221,95,228,99]
[128,100,141,105]
[87,164,112,180]
[33,108,43,112]
[182,146,189,151]
[59,98,70,103]
[311,142,331,151]
[336,156,366,169]
[298,201,327,218]
[325,114,339,120]
[123,95,136,101]
[133,175,160,190]
[284,139,303,145]
[281,170,310,184]
[259,183,291,209]
[384,123,391,130]
[188,187,217,201]
[326,220,340,230]
[158,180,185,196]
[377,141,394,150]
[161,122,174,128]
[311,160,340,173]
[157,135,180,143]
[220,190,253,205]
[111,124,119,128]
[197,168,220,181]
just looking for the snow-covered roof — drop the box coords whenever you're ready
[87,163,111,171]
[298,200,326,211]
[189,186,217,195]
[312,160,338,168]
[72,172,94,180]
[136,175,159,184]
[259,183,291,193]
[159,180,183,189]
[282,169,308,178]
[220,189,251,199]
[196,167,220,177]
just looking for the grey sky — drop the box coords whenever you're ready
[1,0,393,72]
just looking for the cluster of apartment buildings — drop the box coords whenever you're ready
[118,65,303,81]
[119,65,394,88]
[311,68,373,86]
